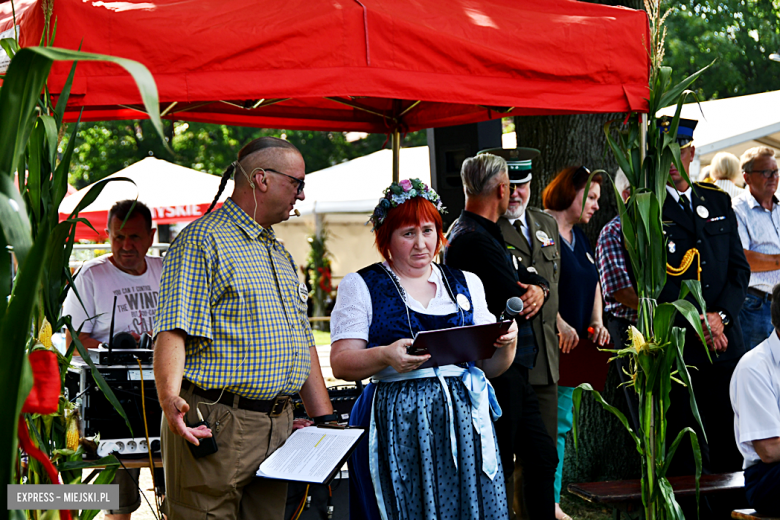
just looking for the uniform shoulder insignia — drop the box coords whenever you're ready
[694,181,725,193]
[529,207,555,222]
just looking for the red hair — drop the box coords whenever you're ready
[374,197,447,261]
[542,166,603,211]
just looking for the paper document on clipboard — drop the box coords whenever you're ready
[256,426,365,484]
[407,320,513,369]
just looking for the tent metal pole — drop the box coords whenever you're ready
[392,128,400,183]
[640,113,648,188]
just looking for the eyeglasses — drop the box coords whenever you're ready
[746,169,780,179]
[263,168,305,194]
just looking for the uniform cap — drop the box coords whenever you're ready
[478,147,540,183]
[658,117,697,148]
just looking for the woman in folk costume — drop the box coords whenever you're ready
[330,178,518,520]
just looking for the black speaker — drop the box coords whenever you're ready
[427,119,503,229]
[65,365,161,441]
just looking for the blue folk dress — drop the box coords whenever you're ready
[347,263,509,520]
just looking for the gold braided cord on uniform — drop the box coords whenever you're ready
[666,248,701,281]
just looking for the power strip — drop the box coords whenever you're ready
[97,437,160,457]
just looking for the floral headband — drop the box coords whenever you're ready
[368,178,446,231]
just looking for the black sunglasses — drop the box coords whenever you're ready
[263,168,305,194]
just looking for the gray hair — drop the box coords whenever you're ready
[614,168,630,194]
[740,146,776,174]
[460,154,507,196]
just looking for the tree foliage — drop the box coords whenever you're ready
[63,120,426,188]
[664,0,780,100]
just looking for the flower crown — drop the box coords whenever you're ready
[368,178,446,231]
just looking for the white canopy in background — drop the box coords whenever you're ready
[658,90,780,178]
[297,146,432,215]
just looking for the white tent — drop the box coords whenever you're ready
[296,146,432,215]
[658,90,780,178]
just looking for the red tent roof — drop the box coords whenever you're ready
[1,0,649,133]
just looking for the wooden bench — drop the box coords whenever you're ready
[732,510,780,520]
[567,472,744,520]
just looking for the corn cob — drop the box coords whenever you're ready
[65,411,80,451]
[38,318,53,349]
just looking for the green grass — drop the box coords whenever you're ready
[312,330,331,346]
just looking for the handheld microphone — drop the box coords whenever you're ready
[499,297,524,321]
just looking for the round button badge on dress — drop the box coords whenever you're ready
[456,293,471,312]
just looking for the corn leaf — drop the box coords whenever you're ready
[25,46,168,151]
[0,226,49,492]
[658,61,714,112]
[672,328,706,442]
[572,384,643,456]
[669,299,710,359]
[57,455,120,471]
[53,43,82,128]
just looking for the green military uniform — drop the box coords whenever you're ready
[499,210,560,438]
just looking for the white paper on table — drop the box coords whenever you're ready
[256,426,364,484]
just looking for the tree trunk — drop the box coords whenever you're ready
[514,0,645,483]
[515,113,623,246]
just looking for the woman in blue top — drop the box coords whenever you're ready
[542,166,610,520]
[330,179,518,520]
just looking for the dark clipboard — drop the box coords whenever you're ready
[407,320,513,369]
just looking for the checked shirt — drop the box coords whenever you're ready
[155,198,312,400]
[595,215,638,323]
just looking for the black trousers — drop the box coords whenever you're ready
[667,355,747,517]
[490,364,557,520]
[745,461,780,515]
[606,315,641,434]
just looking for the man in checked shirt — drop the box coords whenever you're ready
[594,168,640,431]
[154,137,335,519]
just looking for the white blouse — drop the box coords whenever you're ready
[330,262,495,343]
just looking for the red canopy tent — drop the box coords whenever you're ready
[0,0,649,136]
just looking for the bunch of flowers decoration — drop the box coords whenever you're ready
[369,178,446,231]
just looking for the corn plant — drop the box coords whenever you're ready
[0,14,165,519]
[572,1,713,518]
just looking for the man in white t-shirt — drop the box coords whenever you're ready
[730,282,780,516]
[62,200,161,520]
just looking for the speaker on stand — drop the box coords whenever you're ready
[427,119,503,230]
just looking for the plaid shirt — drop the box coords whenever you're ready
[595,215,638,322]
[155,198,312,400]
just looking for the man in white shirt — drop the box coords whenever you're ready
[63,200,161,520]
[732,147,780,351]
[730,283,780,515]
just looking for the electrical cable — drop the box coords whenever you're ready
[291,484,310,520]
[137,358,163,520]
[116,457,159,520]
